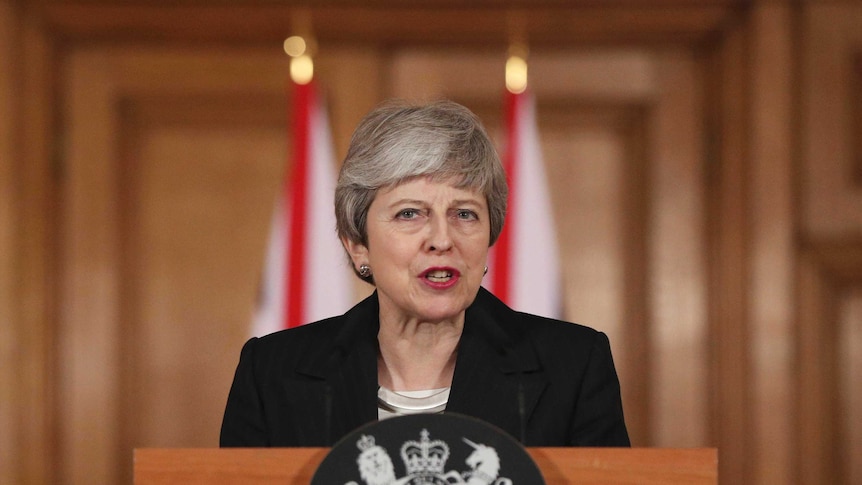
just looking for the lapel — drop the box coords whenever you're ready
[446,288,548,444]
[296,292,381,444]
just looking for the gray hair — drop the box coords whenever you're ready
[335,100,508,252]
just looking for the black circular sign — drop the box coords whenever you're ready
[311,412,546,484]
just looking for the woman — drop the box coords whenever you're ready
[220,100,630,447]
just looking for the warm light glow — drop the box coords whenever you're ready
[285,35,313,84]
[506,55,528,94]
[290,54,314,84]
[283,36,307,57]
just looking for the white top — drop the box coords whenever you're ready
[377,386,450,420]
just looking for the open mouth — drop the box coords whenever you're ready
[422,268,460,284]
[425,269,454,282]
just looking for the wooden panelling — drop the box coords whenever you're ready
[749,4,795,485]
[647,49,708,448]
[802,3,862,236]
[7,5,60,484]
[854,52,862,186]
[117,94,285,478]
[61,48,125,485]
[37,3,739,46]
[0,3,19,484]
[58,45,383,484]
[315,49,387,160]
[545,105,651,446]
[704,14,750,485]
[58,47,280,484]
[840,290,862,485]
[798,242,862,485]
[798,6,862,483]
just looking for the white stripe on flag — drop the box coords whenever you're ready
[303,92,353,324]
[252,82,353,336]
[485,91,562,319]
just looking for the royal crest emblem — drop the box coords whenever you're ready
[311,413,545,485]
[346,429,511,485]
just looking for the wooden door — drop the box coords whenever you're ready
[58,42,707,483]
[57,45,379,484]
[797,4,862,485]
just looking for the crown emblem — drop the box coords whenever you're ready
[400,429,450,477]
[356,435,377,452]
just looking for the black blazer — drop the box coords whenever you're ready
[220,288,630,447]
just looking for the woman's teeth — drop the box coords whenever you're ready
[426,270,452,282]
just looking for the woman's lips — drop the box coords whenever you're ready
[421,267,460,288]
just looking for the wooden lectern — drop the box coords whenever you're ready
[133,447,717,484]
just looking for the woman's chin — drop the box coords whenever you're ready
[414,300,470,323]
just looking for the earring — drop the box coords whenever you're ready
[483,266,488,275]
[359,264,372,277]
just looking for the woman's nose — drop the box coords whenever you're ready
[426,217,453,252]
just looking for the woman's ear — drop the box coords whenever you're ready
[341,236,369,268]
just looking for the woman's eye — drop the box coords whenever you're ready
[456,210,478,220]
[397,209,419,219]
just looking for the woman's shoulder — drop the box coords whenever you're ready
[512,311,607,353]
[255,313,343,343]
[473,289,609,362]
[473,287,606,345]
[236,315,345,365]
[467,289,615,381]
[242,293,379,363]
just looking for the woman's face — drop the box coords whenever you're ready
[343,177,491,325]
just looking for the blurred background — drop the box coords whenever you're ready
[1,1,860,484]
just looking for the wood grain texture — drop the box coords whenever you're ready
[0,4,18,485]
[133,448,718,485]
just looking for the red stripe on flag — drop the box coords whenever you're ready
[492,90,520,304]
[286,81,312,328]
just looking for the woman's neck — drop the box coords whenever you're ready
[377,315,462,392]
